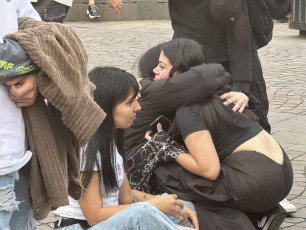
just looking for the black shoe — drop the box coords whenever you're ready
[256,213,287,230]
[87,4,100,19]
[256,205,287,230]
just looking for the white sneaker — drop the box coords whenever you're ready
[279,198,297,213]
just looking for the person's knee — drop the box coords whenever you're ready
[131,202,158,216]
[0,174,19,212]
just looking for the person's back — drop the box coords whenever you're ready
[175,100,283,164]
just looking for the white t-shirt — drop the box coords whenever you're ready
[0,0,40,175]
[54,145,125,220]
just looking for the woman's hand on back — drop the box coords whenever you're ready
[148,194,187,221]
[220,91,249,113]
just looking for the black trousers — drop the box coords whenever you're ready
[222,51,271,133]
[153,148,293,229]
[215,148,293,212]
[31,0,70,23]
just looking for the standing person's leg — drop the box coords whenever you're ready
[90,202,179,230]
[249,51,271,133]
[87,0,100,19]
[10,161,36,230]
[0,171,19,230]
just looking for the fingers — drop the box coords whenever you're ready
[169,196,187,220]
[220,91,249,113]
[188,210,199,229]
[144,130,152,141]
[232,100,247,113]
[171,204,187,221]
[8,74,38,107]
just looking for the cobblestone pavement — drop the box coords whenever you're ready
[37,21,306,229]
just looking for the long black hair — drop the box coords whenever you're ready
[198,87,258,139]
[82,66,139,194]
[162,38,206,78]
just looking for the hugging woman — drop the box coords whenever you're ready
[125,38,293,230]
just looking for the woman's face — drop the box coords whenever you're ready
[152,51,173,81]
[113,91,141,129]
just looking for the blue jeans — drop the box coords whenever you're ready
[0,162,36,230]
[55,202,179,230]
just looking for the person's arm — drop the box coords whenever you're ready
[175,130,220,180]
[78,172,131,226]
[119,172,199,229]
[140,63,230,115]
[0,38,38,107]
[173,106,220,180]
[0,38,38,84]
[78,172,190,227]
[145,123,220,181]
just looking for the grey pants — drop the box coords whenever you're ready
[31,0,70,23]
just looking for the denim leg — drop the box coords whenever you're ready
[90,202,179,230]
[10,162,36,230]
[0,171,19,230]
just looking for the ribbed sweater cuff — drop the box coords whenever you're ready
[62,93,106,147]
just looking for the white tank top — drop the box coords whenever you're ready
[54,145,125,220]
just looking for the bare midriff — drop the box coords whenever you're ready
[233,130,283,164]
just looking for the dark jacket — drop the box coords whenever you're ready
[168,0,273,93]
[124,63,231,158]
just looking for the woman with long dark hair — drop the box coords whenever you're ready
[143,40,293,230]
[53,66,198,230]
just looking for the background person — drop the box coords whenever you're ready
[87,0,123,18]
[168,0,272,133]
